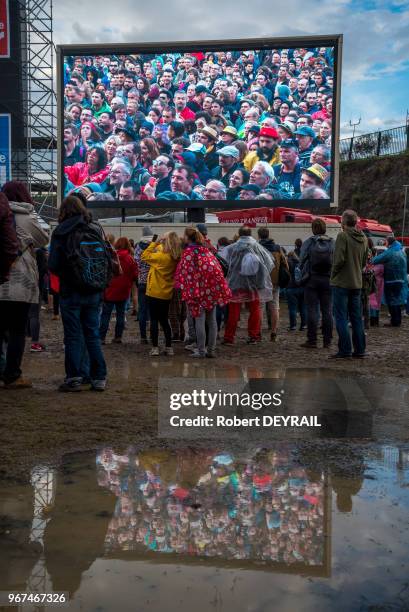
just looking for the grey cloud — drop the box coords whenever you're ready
[54,0,409,133]
[54,0,409,86]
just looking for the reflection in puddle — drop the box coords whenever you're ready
[1,444,409,611]
[97,448,329,571]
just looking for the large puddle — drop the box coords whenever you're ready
[1,443,409,611]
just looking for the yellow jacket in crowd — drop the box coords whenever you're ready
[243,148,281,172]
[141,242,177,300]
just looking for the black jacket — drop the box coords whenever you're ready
[211,163,239,188]
[258,238,281,254]
[155,175,171,196]
[287,254,301,289]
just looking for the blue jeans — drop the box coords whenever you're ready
[286,287,306,329]
[304,276,332,344]
[216,304,228,331]
[332,286,366,356]
[60,291,106,382]
[137,284,149,339]
[75,333,91,383]
[100,300,126,340]
[385,282,404,327]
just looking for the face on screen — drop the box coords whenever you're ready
[63,45,335,203]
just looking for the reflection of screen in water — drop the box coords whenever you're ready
[96,448,326,568]
[63,45,335,206]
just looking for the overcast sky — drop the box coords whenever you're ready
[54,0,409,137]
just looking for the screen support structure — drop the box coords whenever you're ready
[16,0,57,218]
[187,208,205,223]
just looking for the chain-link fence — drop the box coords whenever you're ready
[340,124,409,161]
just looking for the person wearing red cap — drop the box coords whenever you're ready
[243,126,281,172]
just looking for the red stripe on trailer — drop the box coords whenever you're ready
[216,207,393,235]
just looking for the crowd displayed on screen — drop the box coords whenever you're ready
[96,447,325,564]
[63,46,335,202]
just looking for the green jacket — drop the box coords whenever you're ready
[91,100,112,119]
[330,227,368,289]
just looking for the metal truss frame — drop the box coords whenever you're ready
[15,0,56,215]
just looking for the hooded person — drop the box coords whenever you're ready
[368,252,384,327]
[134,226,154,343]
[300,218,334,349]
[222,226,274,344]
[372,237,407,327]
[330,209,368,359]
[0,192,18,285]
[276,84,291,102]
[257,227,289,342]
[141,231,182,356]
[185,143,212,185]
[0,182,49,389]
[48,195,108,392]
[196,223,216,254]
[100,237,138,344]
[174,227,232,358]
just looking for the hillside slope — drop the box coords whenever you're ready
[331,152,409,232]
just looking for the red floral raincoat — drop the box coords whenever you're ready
[174,244,232,317]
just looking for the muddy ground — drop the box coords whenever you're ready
[0,307,408,481]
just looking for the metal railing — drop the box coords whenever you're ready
[340,124,409,161]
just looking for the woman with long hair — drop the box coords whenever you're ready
[147,108,161,125]
[319,120,332,145]
[141,231,182,356]
[66,103,82,127]
[85,67,98,86]
[231,140,248,164]
[104,135,121,163]
[367,246,385,327]
[227,168,250,200]
[140,137,160,172]
[48,195,107,391]
[82,81,94,106]
[80,121,101,150]
[0,182,49,388]
[136,76,150,108]
[65,145,109,187]
[99,237,138,344]
[249,92,270,114]
[175,227,232,358]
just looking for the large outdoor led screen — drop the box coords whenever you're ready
[58,36,341,209]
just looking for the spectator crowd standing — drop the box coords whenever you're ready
[63,46,335,202]
[1,183,408,391]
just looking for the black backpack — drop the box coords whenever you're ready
[309,237,333,275]
[278,260,291,288]
[65,223,114,292]
[273,251,290,289]
[215,252,229,277]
